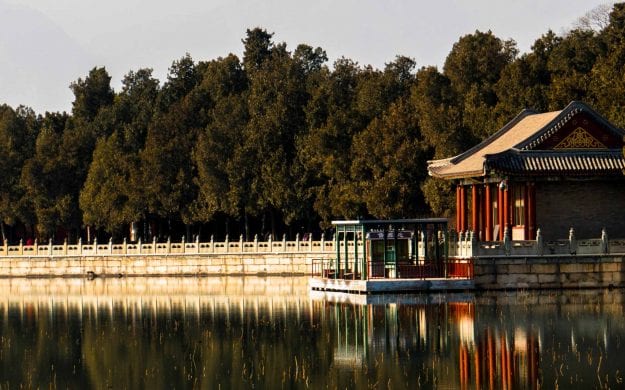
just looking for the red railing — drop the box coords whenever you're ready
[311,258,473,280]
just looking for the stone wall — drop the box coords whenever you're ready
[536,180,625,241]
[0,252,334,278]
[474,254,625,289]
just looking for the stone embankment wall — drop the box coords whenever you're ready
[0,252,334,278]
[474,254,625,289]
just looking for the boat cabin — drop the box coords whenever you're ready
[330,218,448,279]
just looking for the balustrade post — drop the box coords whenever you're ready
[3,238,7,256]
[153,236,157,254]
[240,234,244,253]
[443,229,449,263]
[123,238,127,255]
[296,233,300,252]
[64,238,68,255]
[503,227,511,255]
[166,237,170,254]
[78,238,82,256]
[49,238,53,255]
[137,238,142,254]
[470,231,478,257]
[34,239,38,255]
[94,238,98,255]
[182,235,186,254]
[568,227,576,255]
[282,234,286,253]
[254,234,258,252]
[535,228,543,256]
[320,234,325,253]
[268,234,272,253]
[19,239,23,255]
[109,237,113,254]
[601,228,609,254]
[210,235,214,253]
[195,235,200,254]
[225,234,229,253]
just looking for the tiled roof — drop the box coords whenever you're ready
[485,149,625,176]
[428,110,561,178]
[427,101,625,179]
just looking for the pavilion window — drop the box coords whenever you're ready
[513,185,525,226]
[491,186,499,233]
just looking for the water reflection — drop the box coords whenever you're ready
[0,277,624,388]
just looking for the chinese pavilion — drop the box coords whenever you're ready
[428,101,625,241]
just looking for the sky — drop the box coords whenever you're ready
[0,0,611,114]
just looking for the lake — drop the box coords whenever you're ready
[0,277,623,388]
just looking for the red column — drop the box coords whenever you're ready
[471,185,479,236]
[497,185,504,240]
[479,187,484,240]
[523,183,530,240]
[503,186,510,238]
[456,185,461,233]
[485,184,492,241]
[528,183,536,240]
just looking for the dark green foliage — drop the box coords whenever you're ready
[70,67,115,122]
[2,3,624,241]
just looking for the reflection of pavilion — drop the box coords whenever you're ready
[314,299,471,373]
[314,296,545,389]
[459,327,540,390]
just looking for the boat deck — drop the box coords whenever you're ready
[309,276,474,294]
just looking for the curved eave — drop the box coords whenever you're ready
[428,167,486,180]
[484,148,625,177]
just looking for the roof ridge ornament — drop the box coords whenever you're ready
[554,126,607,149]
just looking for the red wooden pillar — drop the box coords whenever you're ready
[527,183,536,240]
[456,184,462,233]
[523,183,530,240]
[485,184,492,241]
[503,186,510,238]
[497,185,504,240]
[479,187,485,240]
[471,185,479,236]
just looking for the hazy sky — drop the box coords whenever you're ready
[0,0,610,114]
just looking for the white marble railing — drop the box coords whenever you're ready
[449,228,625,258]
[0,235,337,257]
[0,233,441,259]
[8,228,620,259]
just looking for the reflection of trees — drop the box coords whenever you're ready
[0,303,89,388]
[0,287,624,388]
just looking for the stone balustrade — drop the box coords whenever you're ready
[449,227,625,258]
[0,234,338,257]
[5,228,621,260]
[0,234,442,259]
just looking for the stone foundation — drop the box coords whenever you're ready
[474,255,625,289]
[0,252,333,278]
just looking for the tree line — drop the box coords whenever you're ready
[1,3,624,243]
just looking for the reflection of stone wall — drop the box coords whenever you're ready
[0,276,310,307]
[474,254,625,289]
[0,252,333,277]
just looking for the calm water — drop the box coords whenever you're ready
[1,277,624,389]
